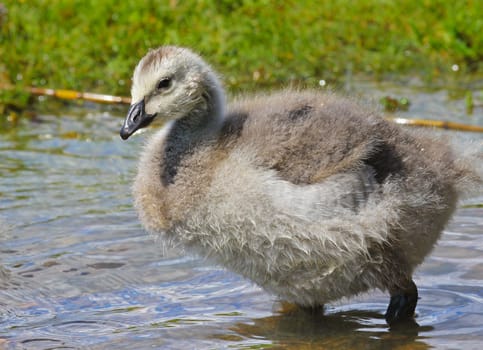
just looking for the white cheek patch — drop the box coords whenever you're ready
[145,100,158,115]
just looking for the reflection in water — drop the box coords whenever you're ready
[230,305,432,349]
[0,83,482,349]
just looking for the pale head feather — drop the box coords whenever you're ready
[130,46,226,122]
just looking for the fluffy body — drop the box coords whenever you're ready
[126,46,482,308]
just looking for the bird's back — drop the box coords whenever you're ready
[224,90,458,187]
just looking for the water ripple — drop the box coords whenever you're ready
[1,96,482,349]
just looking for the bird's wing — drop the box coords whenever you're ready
[224,91,392,186]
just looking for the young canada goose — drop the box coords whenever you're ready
[120,46,481,325]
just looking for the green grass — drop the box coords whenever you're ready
[0,0,482,110]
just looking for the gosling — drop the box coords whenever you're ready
[120,46,481,325]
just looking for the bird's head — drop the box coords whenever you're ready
[120,46,224,140]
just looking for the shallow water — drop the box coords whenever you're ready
[1,81,482,349]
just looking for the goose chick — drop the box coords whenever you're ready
[120,46,482,325]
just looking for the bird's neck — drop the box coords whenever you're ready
[160,76,225,185]
[173,76,225,140]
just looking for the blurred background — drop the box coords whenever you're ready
[1,0,482,104]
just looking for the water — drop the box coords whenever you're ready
[1,81,482,349]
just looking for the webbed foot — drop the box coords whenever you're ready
[385,279,418,325]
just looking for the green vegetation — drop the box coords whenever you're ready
[0,0,482,110]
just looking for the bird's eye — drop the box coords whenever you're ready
[157,78,172,90]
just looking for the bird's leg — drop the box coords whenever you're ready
[385,279,418,325]
[300,304,325,316]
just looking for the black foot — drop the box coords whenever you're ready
[385,280,418,325]
[300,304,324,316]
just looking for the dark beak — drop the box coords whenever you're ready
[120,99,156,140]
